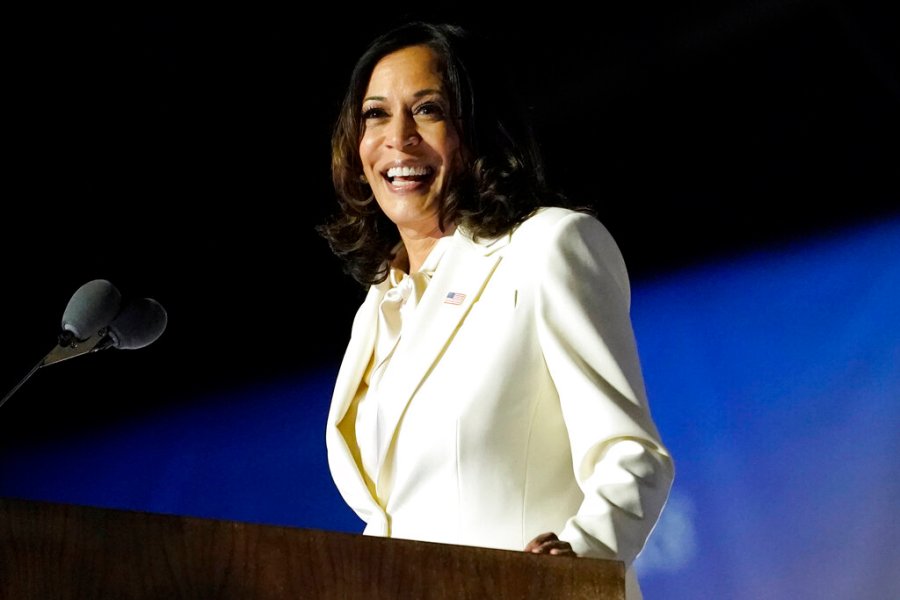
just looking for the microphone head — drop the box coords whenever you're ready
[106,297,168,350]
[61,279,123,340]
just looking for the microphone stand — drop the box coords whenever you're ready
[0,328,107,409]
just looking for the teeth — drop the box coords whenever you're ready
[386,166,431,178]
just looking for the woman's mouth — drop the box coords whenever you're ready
[383,165,435,189]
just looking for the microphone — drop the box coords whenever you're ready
[95,297,168,351]
[0,280,167,409]
[59,279,123,343]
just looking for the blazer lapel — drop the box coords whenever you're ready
[373,231,509,481]
[330,281,388,426]
[326,281,390,519]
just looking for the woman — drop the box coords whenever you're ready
[319,22,673,599]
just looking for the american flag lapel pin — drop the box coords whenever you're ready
[443,291,466,305]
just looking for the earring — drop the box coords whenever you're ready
[359,174,369,185]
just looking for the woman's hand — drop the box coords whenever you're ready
[524,532,577,556]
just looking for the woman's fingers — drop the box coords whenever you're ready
[524,532,577,556]
[525,532,559,551]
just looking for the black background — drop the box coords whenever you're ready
[2,3,897,444]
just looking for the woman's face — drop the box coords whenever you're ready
[359,45,461,237]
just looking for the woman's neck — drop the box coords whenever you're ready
[397,224,456,274]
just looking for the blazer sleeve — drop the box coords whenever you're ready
[532,211,674,563]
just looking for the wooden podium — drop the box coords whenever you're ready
[0,496,624,599]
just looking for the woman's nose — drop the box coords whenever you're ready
[386,114,420,149]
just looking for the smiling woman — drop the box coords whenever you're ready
[358,44,461,268]
[317,22,674,600]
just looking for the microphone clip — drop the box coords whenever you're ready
[43,327,109,368]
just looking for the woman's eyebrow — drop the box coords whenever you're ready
[362,88,444,104]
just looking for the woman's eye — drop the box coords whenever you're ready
[362,107,387,120]
[416,102,445,117]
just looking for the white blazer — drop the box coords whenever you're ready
[326,207,673,599]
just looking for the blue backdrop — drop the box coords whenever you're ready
[2,216,898,599]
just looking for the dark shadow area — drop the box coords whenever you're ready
[2,4,897,442]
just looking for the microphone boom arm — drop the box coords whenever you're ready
[0,329,107,409]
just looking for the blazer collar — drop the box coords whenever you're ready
[455,224,511,257]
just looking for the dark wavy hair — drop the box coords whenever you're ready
[318,22,570,286]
